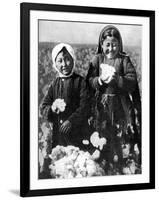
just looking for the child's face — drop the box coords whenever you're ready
[101,36,119,59]
[55,49,74,76]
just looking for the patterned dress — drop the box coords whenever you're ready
[87,53,141,162]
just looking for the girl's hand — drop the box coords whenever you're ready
[99,74,111,83]
[59,120,72,134]
[51,103,60,114]
[100,73,116,84]
[107,72,119,85]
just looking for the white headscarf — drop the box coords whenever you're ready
[52,43,75,78]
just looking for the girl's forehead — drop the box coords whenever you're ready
[57,49,71,57]
[55,48,73,61]
[103,36,119,43]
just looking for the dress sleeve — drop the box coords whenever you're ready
[86,55,105,91]
[68,78,89,127]
[39,82,56,122]
[117,56,138,93]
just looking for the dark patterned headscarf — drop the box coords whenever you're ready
[97,25,124,54]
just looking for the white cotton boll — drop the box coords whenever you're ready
[56,99,66,112]
[82,140,89,145]
[110,66,115,73]
[104,73,114,84]
[129,161,136,174]
[68,151,78,161]
[65,145,76,154]
[87,169,95,177]
[74,152,85,168]
[79,166,87,172]
[90,132,100,148]
[123,167,131,175]
[90,132,107,150]
[59,104,66,112]
[134,144,140,155]
[100,64,115,84]
[76,163,87,177]
[49,145,66,161]
[99,137,107,150]
[92,149,101,160]
[83,151,92,159]
[113,155,119,163]
[52,99,66,113]
[86,160,97,177]
[54,157,68,176]
[100,64,115,75]
[66,164,74,170]
[86,159,95,166]
[78,160,86,169]
[122,144,131,158]
[79,166,87,177]
[75,154,86,169]
[74,160,79,168]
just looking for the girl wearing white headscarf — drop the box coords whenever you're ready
[40,43,89,148]
[52,43,75,78]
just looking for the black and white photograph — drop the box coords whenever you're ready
[20,3,155,197]
[38,21,142,179]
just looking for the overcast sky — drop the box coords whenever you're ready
[39,20,142,47]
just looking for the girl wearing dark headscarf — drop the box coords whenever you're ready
[87,25,141,166]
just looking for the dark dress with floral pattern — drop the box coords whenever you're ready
[87,53,141,162]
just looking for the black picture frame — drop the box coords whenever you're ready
[20,2,155,197]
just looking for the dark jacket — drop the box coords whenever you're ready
[40,72,89,147]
